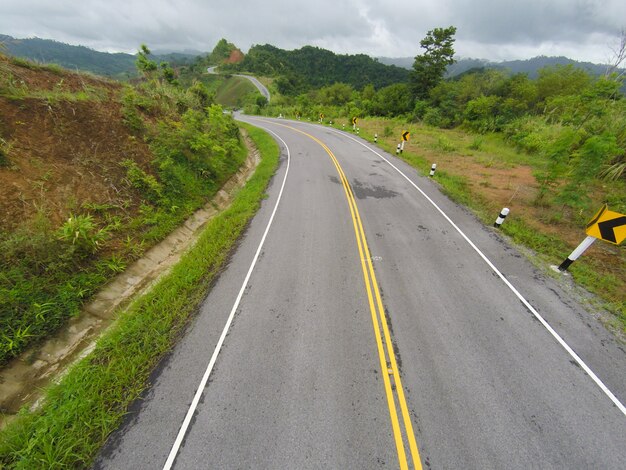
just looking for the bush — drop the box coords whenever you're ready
[121,159,164,203]
[58,214,109,256]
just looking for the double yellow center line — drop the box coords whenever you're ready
[274,123,422,470]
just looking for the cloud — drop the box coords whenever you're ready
[0,0,624,63]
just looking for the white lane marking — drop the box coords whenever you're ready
[321,125,626,417]
[163,127,291,469]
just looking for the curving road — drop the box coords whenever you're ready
[94,117,626,469]
[207,66,271,102]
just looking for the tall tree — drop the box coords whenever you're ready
[410,26,457,100]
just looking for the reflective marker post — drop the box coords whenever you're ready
[429,163,437,177]
[494,208,510,228]
[557,236,596,272]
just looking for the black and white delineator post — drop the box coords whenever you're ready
[400,141,405,153]
[429,163,437,176]
[374,134,378,143]
[396,143,401,154]
[494,207,509,228]
[342,124,345,129]
[557,236,596,272]
[357,128,360,135]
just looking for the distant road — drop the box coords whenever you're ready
[95,117,626,469]
[207,66,271,103]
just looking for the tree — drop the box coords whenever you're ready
[136,44,157,77]
[409,26,457,101]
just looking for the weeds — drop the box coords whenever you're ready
[434,136,456,152]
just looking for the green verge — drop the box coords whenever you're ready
[0,123,280,469]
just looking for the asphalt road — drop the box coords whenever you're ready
[94,117,626,469]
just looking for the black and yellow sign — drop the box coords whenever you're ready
[402,130,410,141]
[352,116,358,125]
[319,113,325,119]
[585,204,626,245]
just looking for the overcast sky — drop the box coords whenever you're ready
[1,0,624,64]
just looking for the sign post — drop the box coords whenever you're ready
[556,204,626,272]
[400,131,410,153]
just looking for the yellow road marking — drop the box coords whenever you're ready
[267,121,423,470]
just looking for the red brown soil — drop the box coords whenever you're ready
[0,56,154,233]
[225,49,244,64]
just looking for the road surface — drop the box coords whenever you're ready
[94,117,626,469]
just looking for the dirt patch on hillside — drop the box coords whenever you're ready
[0,54,119,94]
[225,49,244,64]
[0,93,153,232]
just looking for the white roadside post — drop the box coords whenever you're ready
[396,143,401,155]
[400,141,405,153]
[429,163,437,177]
[494,208,510,228]
[374,133,378,143]
[557,236,596,272]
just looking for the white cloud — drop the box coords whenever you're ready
[0,0,624,63]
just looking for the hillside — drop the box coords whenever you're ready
[0,53,245,364]
[224,44,409,93]
[0,35,200,78]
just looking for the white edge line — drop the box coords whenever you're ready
[163,125,291,469]
[317,124,626,417]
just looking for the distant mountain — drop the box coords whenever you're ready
[0,35,203,78]
[378,55,615,79]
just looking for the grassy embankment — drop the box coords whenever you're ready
[0,53,251,364]
[0,123,280,468]
[327,117,625,332]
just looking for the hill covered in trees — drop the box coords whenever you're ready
[222,44,410,95]
[0,35,199,78]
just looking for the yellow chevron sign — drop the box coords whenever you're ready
[402,130,410,141]
[585,204,626,245]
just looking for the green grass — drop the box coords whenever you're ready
[0,124,280,468]
[214,76,257,107]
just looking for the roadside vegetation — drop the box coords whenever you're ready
[0,48,245,364]
[0,124,280,468]
[234,27,625,331]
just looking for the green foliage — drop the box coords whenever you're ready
[464,95,503,132]
[319,83,354,106]
[410,26,457,100]
[227,44,409,92]
[369,83,412,116]
[57,214,109,255]
[121,159,164,203]
[209,38,239,64]
[135,44,157,77]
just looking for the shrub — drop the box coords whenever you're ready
[57,214,109,255]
